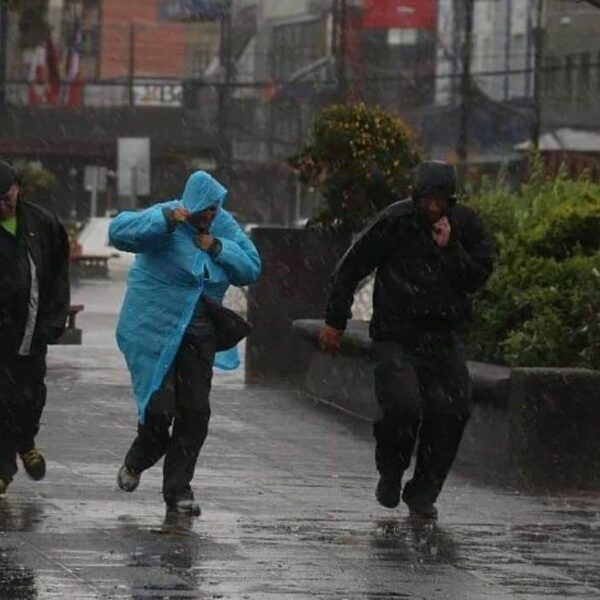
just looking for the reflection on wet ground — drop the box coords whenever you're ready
[1,279,599,599]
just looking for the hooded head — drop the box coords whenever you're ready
[181,170,228,232]
[411,160,458,225]
[0,160,20,220]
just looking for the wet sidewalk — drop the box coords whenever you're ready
[1,278,600,599]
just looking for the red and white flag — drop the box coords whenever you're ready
[28,37,61,106]
[61,18,83,106]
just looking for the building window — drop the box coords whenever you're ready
[272,18,327,80]
[564,55,575,97]
[188,45,212,76]
[580,52,591,95]
[388,29,418,46]
[544,55,560,94]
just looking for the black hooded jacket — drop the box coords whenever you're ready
[0,199,70,355]
[324,199,494,342]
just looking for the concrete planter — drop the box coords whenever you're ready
[245,227,349,383]
[292,319,600,491]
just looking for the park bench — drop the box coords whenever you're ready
[70,253,111,279]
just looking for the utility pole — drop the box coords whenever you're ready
[337,0,348,103]
[217,0,233,179]
[0,3,8,108]
[451,0,460,103]
[504,0,513,101]
[331,0,339,58]
[457,0,474,179]
[129,22,135,107]
[531,0,546,149]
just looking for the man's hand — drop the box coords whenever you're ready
[171,206,190,223]
[195,234,215,252]
[164,205,190,231]
[318,325,343,354]
[432,216,452,248]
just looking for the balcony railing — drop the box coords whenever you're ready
[4,78,191,109]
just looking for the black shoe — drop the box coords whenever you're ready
[376,474,402,509]
[20,448,46,481]
[0,477,10,497]
[405,499,438,520]
[117,465,140,492]
[402,487,438,519]
[167,499,201,517]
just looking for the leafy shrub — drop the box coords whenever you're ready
[17,163,58,207]
[469,157,600,368]
[289,103,421,234]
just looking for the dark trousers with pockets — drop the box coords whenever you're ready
[373,335,471,504]
[0,352,47,481]
[125,329,216,507]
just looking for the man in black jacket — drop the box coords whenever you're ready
[0,160,70,497]
[319,161,494,519]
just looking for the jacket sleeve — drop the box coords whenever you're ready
[440,209,495,293]
[39,217,71,343]
[108,204,172,254]
[213,212,262,287]
[325,215,395,331]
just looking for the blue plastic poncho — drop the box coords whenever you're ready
[109,171,261,423]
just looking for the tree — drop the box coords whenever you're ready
[18,163,57,208]
[289,103,421,234]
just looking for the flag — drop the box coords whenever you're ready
[46,36,62,104]
[28,44,48,105]
[27,37,62,106]
[62,18,83,107]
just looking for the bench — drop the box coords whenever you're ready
[70,254,111,279]
[291,318,600,491]
[57,304,84,345]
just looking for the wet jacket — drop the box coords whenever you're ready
[0,200,70,357]
[325,199,494,342]
[109,171,262,423]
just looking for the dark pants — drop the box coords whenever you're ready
[372,338,470,504]
[0,352,47,481]
[124,331,216,507]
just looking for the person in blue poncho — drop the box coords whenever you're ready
[109,170,261,516]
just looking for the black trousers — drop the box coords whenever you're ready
[372,338,470,503]
[124,331,216,507]
[0,352,47,481]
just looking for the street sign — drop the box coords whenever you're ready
[133,82,183,107]
[117,138,151,201]
[84,166,107,192]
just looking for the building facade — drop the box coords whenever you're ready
[542,0,600,131]
[435,0,536,106]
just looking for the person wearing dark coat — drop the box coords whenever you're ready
[0,160,70,497]
[319,161,494,519]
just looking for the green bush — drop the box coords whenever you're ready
[17,163,57,209]
[289,103,421,234]
[469,157,600,369]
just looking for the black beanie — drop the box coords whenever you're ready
[0,160,19,195]
[412,161,458,206]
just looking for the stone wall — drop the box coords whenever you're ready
[245,227,349,383]
[292,319,600,491]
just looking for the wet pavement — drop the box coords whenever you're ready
[1,276,600,599]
